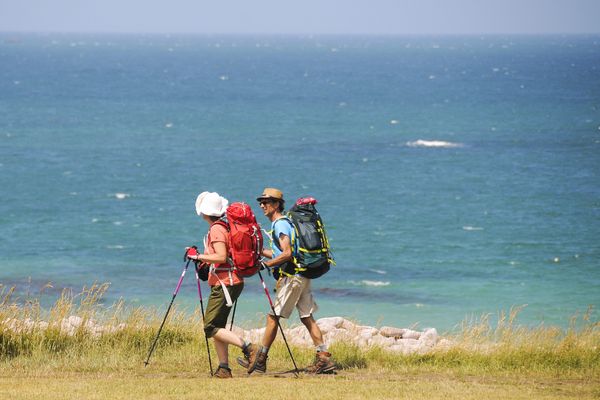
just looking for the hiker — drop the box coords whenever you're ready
[244,188,335,375]
[188,191,255,379]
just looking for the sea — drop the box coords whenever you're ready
[1,33,599,332]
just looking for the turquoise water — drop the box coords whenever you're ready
[1,33,599,331]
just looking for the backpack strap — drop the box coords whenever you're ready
[207,265,234,307]
[270,216,291,250]
[269,216,306,277]
[207,218,236,294]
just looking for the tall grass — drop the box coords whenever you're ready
[359,305,600,377]
[1,284,598,379]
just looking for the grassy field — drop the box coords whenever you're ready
[1,284,599,399]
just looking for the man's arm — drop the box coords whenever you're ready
[264,234,292,268]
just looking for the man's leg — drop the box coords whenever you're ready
[263,314,279,348]
[300,318,336,374]
[297,279,335,374]
[248,277,300,374]
[300,315,325,346]
[247,314,279,374]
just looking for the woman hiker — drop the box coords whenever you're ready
[187,191,255,378]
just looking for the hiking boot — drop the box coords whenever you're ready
[236,343,252,369]
[214,366,233,379]
[305,351,336,374]
[247,345,268,374]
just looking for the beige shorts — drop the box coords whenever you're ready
[271,275,318,319]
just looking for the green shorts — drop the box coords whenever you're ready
[203,283,244,338]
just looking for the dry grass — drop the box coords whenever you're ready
[1,284,599,399]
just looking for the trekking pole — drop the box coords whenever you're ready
[229,300,237,331]
[195,265,214,376]
[257,269,299,375]
[144,258,192,367]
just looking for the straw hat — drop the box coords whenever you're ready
[256,187,284,202]
[195,191,229,217]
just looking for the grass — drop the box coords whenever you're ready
[1,283,599,399]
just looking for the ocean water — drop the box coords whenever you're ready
[1,33,599,331]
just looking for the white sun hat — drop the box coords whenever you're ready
[195,191,229,217]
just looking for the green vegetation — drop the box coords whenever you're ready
[1,284,599,399]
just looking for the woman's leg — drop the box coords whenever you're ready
[208,283,245,365]
[213,328,245,363]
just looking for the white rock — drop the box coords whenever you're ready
[389,339,421,354]
[419,328,438,346]
[340,318,358,331]
[359,327,379,339]
[360,326,379,334]
[324,328,353,344]
[317,316,345,330]
[402,329,421,340]
[369,335,396,347]
[379,326,406,338]
[61,316,84,335]
[288,326,306,338]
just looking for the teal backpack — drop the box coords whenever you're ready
[287,197,334,279]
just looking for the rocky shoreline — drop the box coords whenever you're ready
[234,316,447,354]
[5,315,447,354]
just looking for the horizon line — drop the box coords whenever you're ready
[2,30,600,37]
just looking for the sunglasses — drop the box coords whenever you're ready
[259,199,274,206]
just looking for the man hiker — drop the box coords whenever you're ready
[241,187,335,375]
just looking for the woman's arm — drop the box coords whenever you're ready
[190,241,228,264]
[261,248,273,259]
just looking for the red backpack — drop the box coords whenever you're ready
[220,202,263,277]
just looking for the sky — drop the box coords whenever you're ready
[0,0,599,35]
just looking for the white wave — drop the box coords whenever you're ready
[114,193,130,200]
[107,245,125,249]
[406,140,464,148]
[368,269,387,275]
[462,226,484,231]
[350,280,391,287]
[362,280,390,287]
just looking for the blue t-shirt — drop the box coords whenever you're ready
[271,217,297,259]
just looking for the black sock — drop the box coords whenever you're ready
[242,341,251,352]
